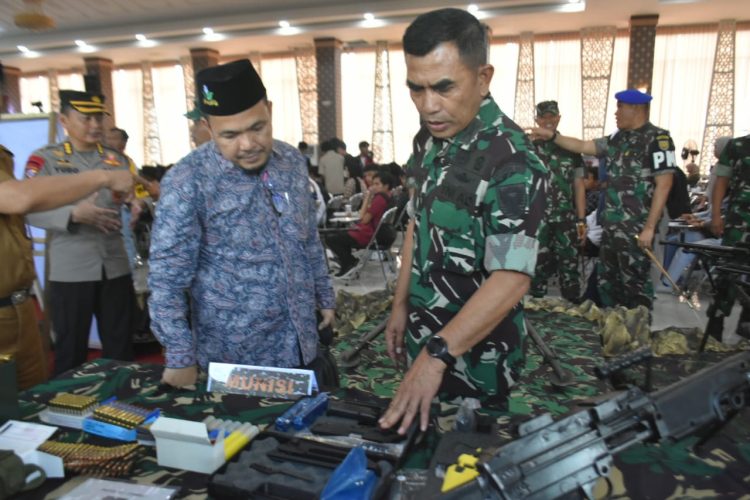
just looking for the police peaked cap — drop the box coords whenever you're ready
[59,90,109,114]
[614,89,653,105]
[196,59,267,116]
[536,100,559,116]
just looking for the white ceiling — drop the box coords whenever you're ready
[1,0,748,73]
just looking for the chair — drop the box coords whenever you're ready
[348,192,364,211]
[337,206,399,286]
[325,195,344,227]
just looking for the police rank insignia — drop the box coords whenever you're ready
[103,153,122,166]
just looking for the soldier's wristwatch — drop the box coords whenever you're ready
[425,335,456,367]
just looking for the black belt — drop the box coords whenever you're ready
[0,289,30,308]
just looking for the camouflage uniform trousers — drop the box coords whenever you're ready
[404,298,526,409]
[597,221,654,310]
[531,219,581,301]
[708,222,750,325]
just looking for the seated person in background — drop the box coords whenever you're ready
[362,164,380,190]
[326,171,393,277]
[342,157,364,200]
[686,162,700,187]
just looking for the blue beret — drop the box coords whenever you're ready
[615,89,652,105]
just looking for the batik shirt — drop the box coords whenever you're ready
[405,95,547,401]
[534,139,585,222]
[594,123,677,226]
[715,134,750,245]
[148,140,335,370]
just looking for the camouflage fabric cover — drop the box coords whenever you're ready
[531,140,585,301]
[711,134,750,318]
[16,292,750,499]
[404,95,547,405]
[593,123,677,310]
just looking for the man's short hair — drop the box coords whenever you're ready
[374,170,394,189]
[110,127,129,142]
[403,8,488,69]
[358,141,369,149]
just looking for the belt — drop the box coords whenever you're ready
[0,289,30,308]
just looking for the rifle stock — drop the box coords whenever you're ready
[442,351,750,500]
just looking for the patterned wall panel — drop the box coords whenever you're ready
[315,38,342,142]
[84,57,115,125]
[190,48,220,82]
[580,26,616,140]
[1,65,21,114]
[700,20,735,174]
[141,61,162,165]
[627,15,658,92]
[514,32,535,130]
[294,48,319,146]
[48,69,60,113]
[372,41,394,164]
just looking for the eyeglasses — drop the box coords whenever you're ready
[261,170,289,215]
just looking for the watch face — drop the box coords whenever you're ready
[427,336,446,356]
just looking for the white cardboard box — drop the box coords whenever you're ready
[150,416,225,474]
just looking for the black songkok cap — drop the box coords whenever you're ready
[59,89,109,114]
[196,59,267,116]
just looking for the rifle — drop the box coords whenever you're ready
[441,350,750,500]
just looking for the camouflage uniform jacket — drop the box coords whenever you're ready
[405,95,547,401]
[534,139,585,222]
[715,134,750,245]
[594,123,677,226]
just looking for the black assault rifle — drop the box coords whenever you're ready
[441,350,750,500]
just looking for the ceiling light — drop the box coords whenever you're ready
[17,45,30,53]
[75,39,87,47]
[135,33,147,41]
[364,13,374,21]
[202,27,214,35]
[279,20,290,28]
[467,4,479,13]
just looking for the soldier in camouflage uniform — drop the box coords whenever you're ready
[380,8,547,435]
[530,100,586,302]
[707,134,750,338]
[532,89,676,311]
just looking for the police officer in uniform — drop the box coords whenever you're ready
[532,89,676,311]
[1,144,133,389]
[25,90,137,375]
[530,100,587,302]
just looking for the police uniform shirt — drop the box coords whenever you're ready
[25,141,132,282]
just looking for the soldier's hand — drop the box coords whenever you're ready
[637,226,655,249]
[385,302,408,369]
[710,216,724,237]
[162,365,198,388]
[528,127,553,142]
[379,351,444,434]
[71,193,122,233]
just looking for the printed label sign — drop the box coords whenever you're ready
[207,362,317,399]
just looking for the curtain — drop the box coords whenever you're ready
[388,49,421,165]
[489,41,520,119]
[20,75,50,114]
[341,50,376,156]
[736,29,750,136]
[260,56,302,148]
[151,64,191,165]
[651,29,717,165]
[534,38,583,137]
[112,68,145,167]
[603,34,631,135]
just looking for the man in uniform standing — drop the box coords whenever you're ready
[1,144,133,388]
[708,134,750,339]
[529,100,587,302]
[149,59,335,388]
[380,8,547,434]
[25,90,137,375]
[532,89,676,310]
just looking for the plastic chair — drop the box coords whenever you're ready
[337,206,399,286]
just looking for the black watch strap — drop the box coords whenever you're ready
[426,335,456,367]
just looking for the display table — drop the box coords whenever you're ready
[15,305,750,499]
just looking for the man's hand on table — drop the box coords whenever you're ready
[378,350,445,435]
[162,365,198,388]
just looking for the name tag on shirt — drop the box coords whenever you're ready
[207,362,318,399]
